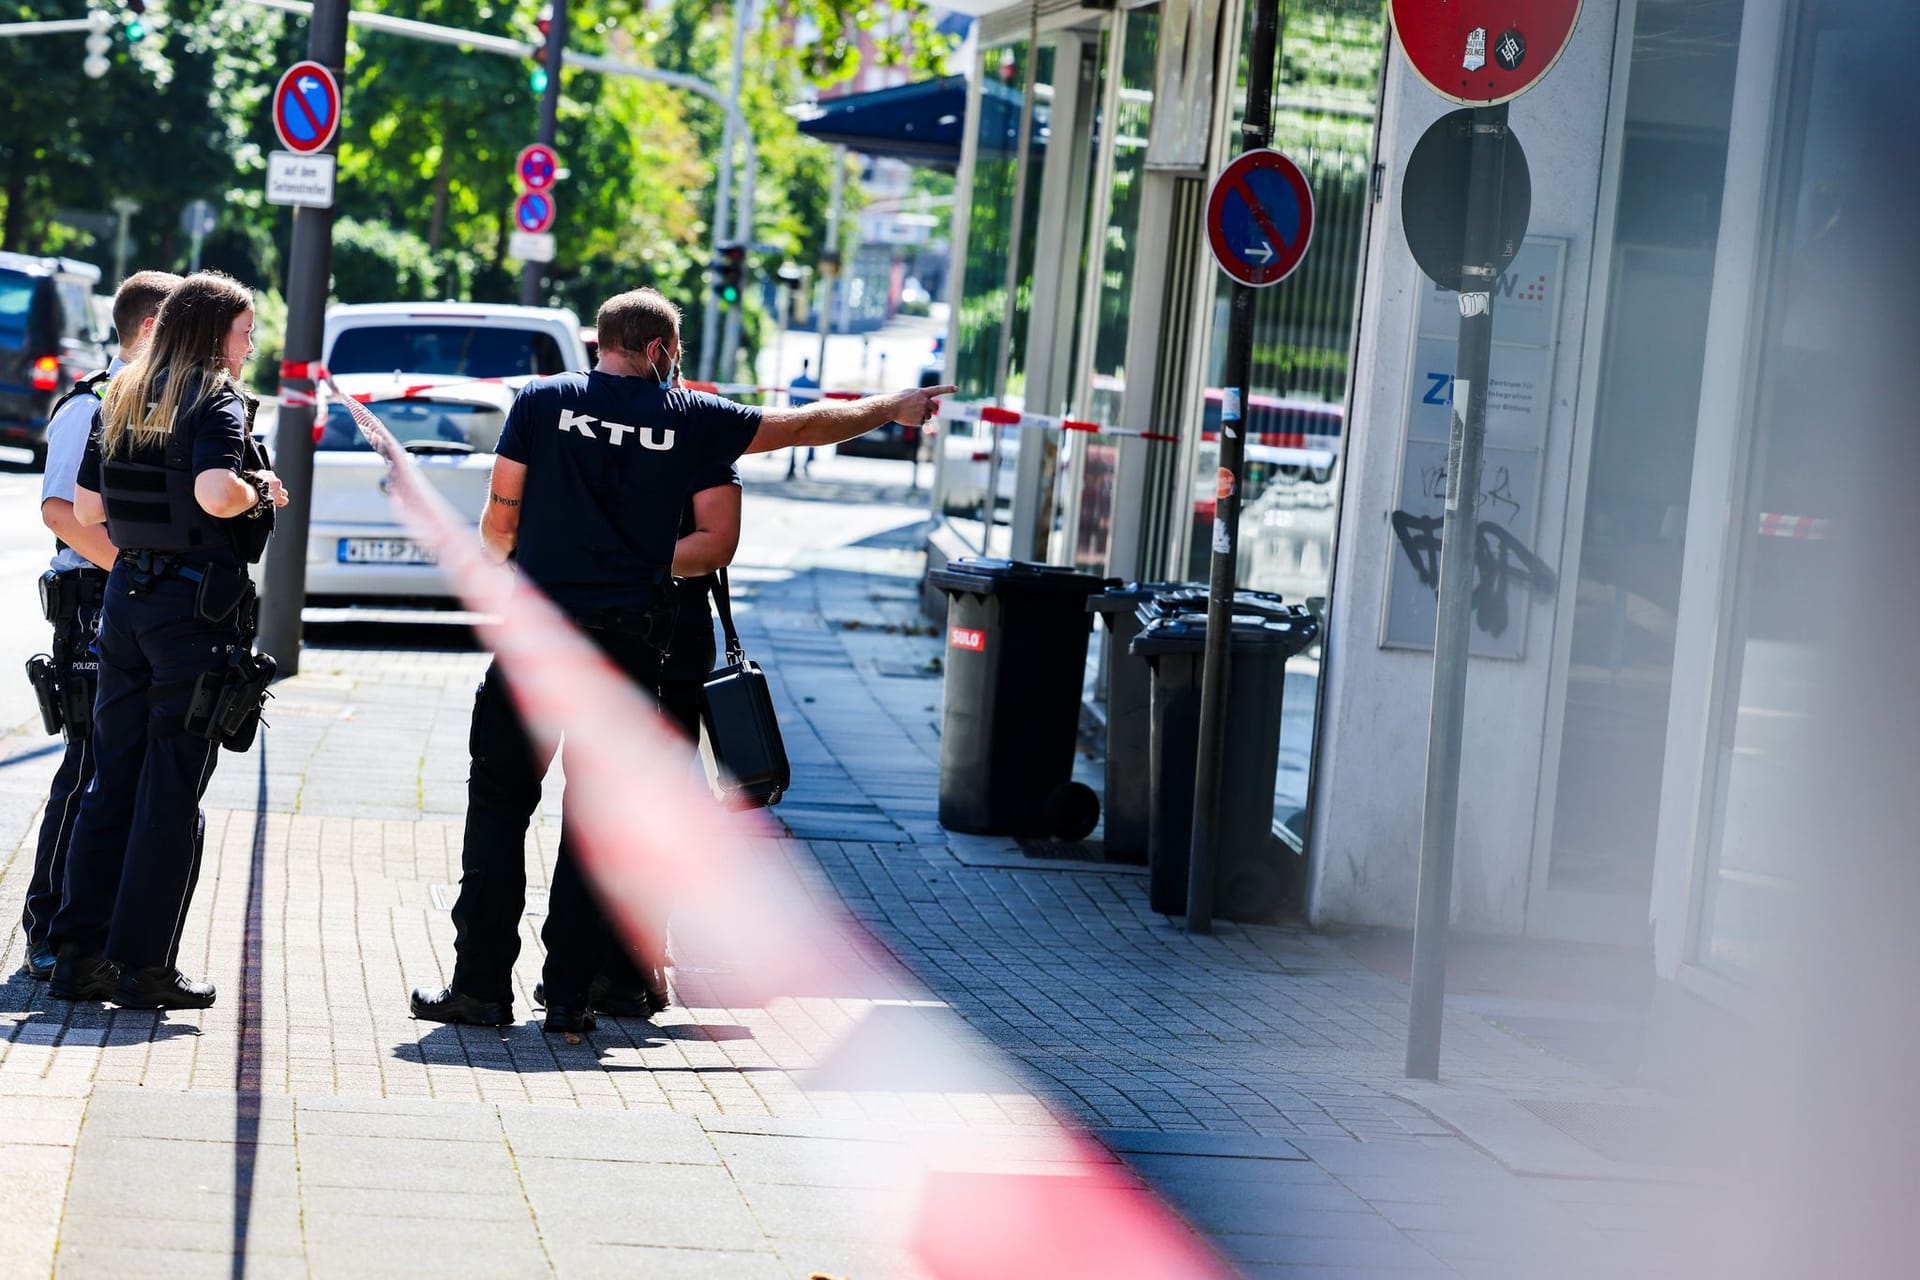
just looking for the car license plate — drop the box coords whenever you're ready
[338,537,436,565]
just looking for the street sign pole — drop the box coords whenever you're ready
[814,144,846,387]
[520,0,567,306]
[110,197,140,287]
[1186,0,1283,936]
[257,2,348,678]
[1405,102,1510,1081]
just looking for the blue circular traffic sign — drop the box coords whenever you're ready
[271,60,341,156]
[516,144,559,192]
[514,191,556,234]
[1205,149,1315,287]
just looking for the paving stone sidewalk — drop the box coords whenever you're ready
[0,454,1695,1278]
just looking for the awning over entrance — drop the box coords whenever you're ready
[794,76,1039,171]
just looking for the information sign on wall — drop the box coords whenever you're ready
[1382,237,1567,659]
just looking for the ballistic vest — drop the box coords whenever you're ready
[99,386,274,564]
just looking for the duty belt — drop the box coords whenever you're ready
[40,565,108,619]
[119,548,215,583]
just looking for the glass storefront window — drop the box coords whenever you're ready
[1051,10,1162,573]
[1544,0,1745,901]
[1184,0,1386,844]
[1003,51,1054,408]
[1698,9,1886,982]
[953,42,1047,402]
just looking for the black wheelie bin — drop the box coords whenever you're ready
[930,558,1116,838]
[1089,585,1299,862]
[1087,581,1189,863]
[1133,604,1319,920]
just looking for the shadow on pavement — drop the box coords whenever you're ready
[392,1016,763,1071]
[300,616,486,653]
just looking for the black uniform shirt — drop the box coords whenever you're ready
[496,371,761,616]
[77,379,252,568]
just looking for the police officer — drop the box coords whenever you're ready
[18,271,180,982]
[411,285,953,1034]
[47,271,288,1010]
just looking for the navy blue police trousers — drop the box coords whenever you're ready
[49,566,229,971]
[21,580,104,949]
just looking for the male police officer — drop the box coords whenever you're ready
[411,285,953,1033]
[18,271,180,981]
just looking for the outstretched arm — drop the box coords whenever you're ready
[743,384,956,455]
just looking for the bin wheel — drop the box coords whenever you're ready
[1043,781,1100,842]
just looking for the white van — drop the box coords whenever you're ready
[322,302,590,382]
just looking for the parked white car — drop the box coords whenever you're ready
[937,416,1019,517]
[323,302,590,382]
[289,374,509,604]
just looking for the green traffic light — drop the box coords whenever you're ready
[529,67,549,94]
[123,18,145,41]
[721,285,739,305]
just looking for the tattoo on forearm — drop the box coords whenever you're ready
[489,492,521,508]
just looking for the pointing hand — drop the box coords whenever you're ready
[892,385,958,428]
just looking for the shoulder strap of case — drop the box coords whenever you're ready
[710,568,747,666]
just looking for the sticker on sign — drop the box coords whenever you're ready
[265,151,336,209]
[508,230,556,264]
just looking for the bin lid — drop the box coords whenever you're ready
[927,557,1118,598]
[1088,580,1192,614]
[1134,587,1295,627]
[1129,608,1320,657]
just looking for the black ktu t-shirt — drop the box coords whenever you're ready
[496,371,761,616]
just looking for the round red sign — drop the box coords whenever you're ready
[271,60,341,156]
[1204,149,1315,289]
[516,144,559,193]
[1389,0,1584,106]
[515,191,557,235]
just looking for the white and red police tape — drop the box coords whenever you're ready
[318,371,1229,1279]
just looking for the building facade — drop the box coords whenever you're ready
[932,0,1877,1025]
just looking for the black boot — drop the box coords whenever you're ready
[23,939,56,982]
[542,1003,596,1036]
[113,967,216,1010]
[410,985,511,1027]
[49,946,118,1001]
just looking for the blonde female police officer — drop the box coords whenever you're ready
[411,285,952,1034]
[19,270,180,982]
[47,271,288,1010]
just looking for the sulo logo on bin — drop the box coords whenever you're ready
[948,626,986,652]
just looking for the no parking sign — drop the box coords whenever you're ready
[1204,149,1314,288]
[271,60,341,155]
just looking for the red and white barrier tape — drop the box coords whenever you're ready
[319,371,1227,1280]
[944,400,1180,445]
[1757,513,1830,540]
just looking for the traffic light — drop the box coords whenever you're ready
[122,0,145,43]
[528,5,554,93]
[83,9,111,78]
[709,243,746,307]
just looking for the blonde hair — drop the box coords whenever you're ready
[100,271,254,457]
